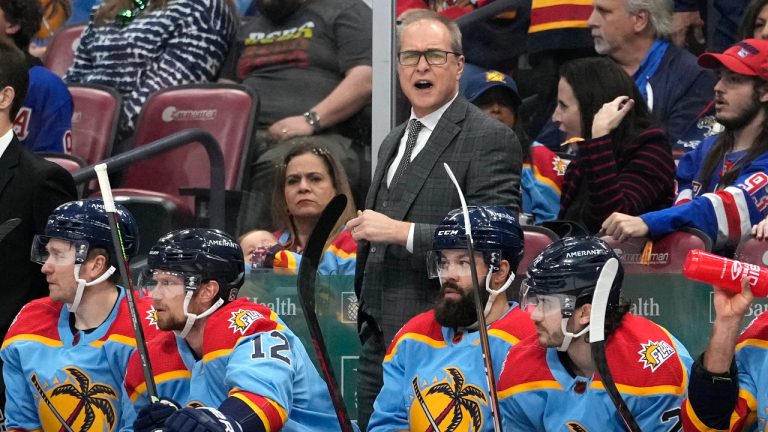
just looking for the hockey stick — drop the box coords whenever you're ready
[31,373,75,432]
[412,378,441,432]
[589,257,641,432]
[296,194,353,432]
[94,164,159,403]
[0,218,21,244]
[443,163,503,432]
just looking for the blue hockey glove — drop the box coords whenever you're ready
[134,398,180,432]
[164,406,243,432]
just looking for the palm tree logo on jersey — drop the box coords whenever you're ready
[411,367,487,432]
[37,367,118,431]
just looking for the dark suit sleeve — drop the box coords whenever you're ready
[31,163,77,231]
[411,117,522,260]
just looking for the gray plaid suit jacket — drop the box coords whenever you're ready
[355,96,522,344]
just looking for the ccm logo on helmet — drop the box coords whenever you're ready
[565,249,602,258]
[437,230,460,236]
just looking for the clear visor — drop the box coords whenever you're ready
[426,249,494,279]
[30,235,89,266]
[519,279,577,316]
[137,269,201,298]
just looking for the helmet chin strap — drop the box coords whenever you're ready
[557,318,590,352]
[67,264,116,313]
[175,291,224,338]
[483,266,514,318]
[464,266,515,330]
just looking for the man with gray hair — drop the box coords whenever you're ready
[347,9,522,429]
[587,0,717,155]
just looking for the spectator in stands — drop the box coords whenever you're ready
[1,0,73,153]
[741,0,768,40]
[27,0,71,58]
[461,63,564,224]
[586,0,716,155]
[753,217,768,239]
[603,39,768,252]
[222,0,372,232]
[271,142,358,275]
[556,57,675,234]
[396,0,493,20]
[64,0,236,145]
[238,229,279,272]
[673,0,748,53]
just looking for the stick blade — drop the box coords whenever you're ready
[297,194,348,302]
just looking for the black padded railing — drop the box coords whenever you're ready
[71,128,226,230]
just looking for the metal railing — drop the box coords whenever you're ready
[71,128,226,230]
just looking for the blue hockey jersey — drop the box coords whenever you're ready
[122,298,339,432]
[368,303,535,432]
[14,66,73,153]
[497,314,692,431]
[0,289,159,431]
[641,135,768,250]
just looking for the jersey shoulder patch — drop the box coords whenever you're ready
[202,299,280,355]
[601,314,687,393]
[386,310,444,357]
[497,336,557,395]
[3,298,62,344]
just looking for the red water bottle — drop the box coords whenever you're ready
[683,249,768,297]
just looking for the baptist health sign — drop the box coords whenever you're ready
[240,274,359,419]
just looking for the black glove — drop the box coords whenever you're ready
[164,407,243,432]
[134,398,180,432]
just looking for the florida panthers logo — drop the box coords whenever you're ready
[228,309,264,335]
[638,340,675,372]
[34,367,118,431]
[409,368,487,432]
[552,156,568,176]
[145,306,159,329]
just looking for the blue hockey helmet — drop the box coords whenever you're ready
[429,206,524,276]
[145,228,245,303]
[521,236,623,315]
[32,199,139,267]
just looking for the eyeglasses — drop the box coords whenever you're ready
[397,50,461,66]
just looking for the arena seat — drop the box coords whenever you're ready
[104,83,258,239]
[519,225,559,274]
[44,24,86,77]
[601,228,713,274]
[68,84,121,165]
[735,237,768,267]
[39,152,86,174]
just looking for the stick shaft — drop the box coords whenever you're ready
[443,163,503,432]
[95,164,159,402]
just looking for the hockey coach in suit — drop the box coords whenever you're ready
[347,10,523,429]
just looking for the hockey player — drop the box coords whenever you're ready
[680,279,768,430]
[497,236,692,430]
[0,199,159,431]
[367,206,535,431]
[123,228,340,432]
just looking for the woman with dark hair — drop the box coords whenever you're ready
[740,0,768,40]
[64,0,236,142]
[270,141,358,275]
[555,57,676,233]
